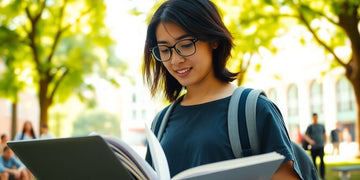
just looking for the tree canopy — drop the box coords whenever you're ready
[0,0,121,129]
[223,0,360,151]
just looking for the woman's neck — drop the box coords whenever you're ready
[25,131,33,137]
[181,82,236,105]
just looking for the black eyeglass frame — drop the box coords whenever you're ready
[150,38,199,62]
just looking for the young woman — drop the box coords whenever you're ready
[143,0,301,179]
[14,121,37,141]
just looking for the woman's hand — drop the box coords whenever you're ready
[271,161,300,180]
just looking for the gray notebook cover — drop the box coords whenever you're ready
[7,135,135,180]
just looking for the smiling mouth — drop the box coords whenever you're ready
[176,68,191,74]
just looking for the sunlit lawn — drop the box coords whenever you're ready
[314,143,360,180]
[325,158,360,180]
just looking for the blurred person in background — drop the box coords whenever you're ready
[0,134,8,155]
[14,121,37,141]
[291,126,303,145]
[0,146,29,180]
[304,113,326,180]
[330,122,341,155]
[39,124,54,139]
[13,121,36,180]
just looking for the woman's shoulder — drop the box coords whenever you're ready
[14,132,23,140]
[256,95,282,115]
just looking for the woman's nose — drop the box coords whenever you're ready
[170,49,185,65]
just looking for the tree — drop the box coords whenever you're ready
[219,0,360,152]
[0,27,30,138]
[217,1,287,85]
[0,0,118,129]
[0,67,24,139]
[288,0,360,152]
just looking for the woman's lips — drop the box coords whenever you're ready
[175,67,191,77]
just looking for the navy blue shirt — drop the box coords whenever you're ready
[146,95,300,178]
[306,124,326,149]
[330,129,340,143]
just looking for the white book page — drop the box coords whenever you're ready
[144,124,171,180]
[104,135,158,180]
[89,132,159,180]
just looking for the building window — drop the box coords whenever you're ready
[287,84,300,138]
[132,109,137,121]
[310,80,323,114]
[132,93,136,103]
[268,88,277,104]
[336,75,356,122]
[287,84,299,117]
[336,76,355,111]
[141,109,146,120]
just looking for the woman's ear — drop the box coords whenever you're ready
[211,41,219,49]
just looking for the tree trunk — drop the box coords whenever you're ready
[11,102,17,139]
[346,21,360,152]
[347,64,360,153]
[352,79,360,153]
[336,0,360,153]
[39,79,51,130]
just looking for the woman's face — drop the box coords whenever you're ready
[155,22,217,88]
[24,122,32,131]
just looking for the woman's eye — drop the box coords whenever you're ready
[160,48,170,54]
[181,43,192,49]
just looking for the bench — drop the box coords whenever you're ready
[332,165,360,180]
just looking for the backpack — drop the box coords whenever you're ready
[151,86,319,180]
[302,137,310,150]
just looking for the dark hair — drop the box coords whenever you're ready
[3,146,9,152]
[1,134,6,141]
[21,121,36,140]
[41,124,48,129]
[312,113,318,117]
[143,0,237,102]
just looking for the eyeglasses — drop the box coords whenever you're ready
[150,38,198,62]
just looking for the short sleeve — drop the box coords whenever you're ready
[11,156,25,168]
[0,159,5,172]
[256,96,302,178]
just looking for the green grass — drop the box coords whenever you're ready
[325,162,360,180]
[312,153,360,180]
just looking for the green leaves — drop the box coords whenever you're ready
[0,0,126,127]
[215,0,358,85]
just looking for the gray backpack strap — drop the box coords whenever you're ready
[156,96,183,140]
[244,89,266,155]
[150,112,162,132]
[228,86,246,158]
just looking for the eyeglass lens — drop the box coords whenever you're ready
[152,39,196,62]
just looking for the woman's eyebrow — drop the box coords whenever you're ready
[157,34,193,44]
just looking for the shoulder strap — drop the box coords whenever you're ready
[150,112,162,131]
[244,89,266,155]
[228,87,266,158]
[228,86,245,158]
[151,96,183,140]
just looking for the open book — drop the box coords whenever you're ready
[101,125,285,180]
[8,125,284,180]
